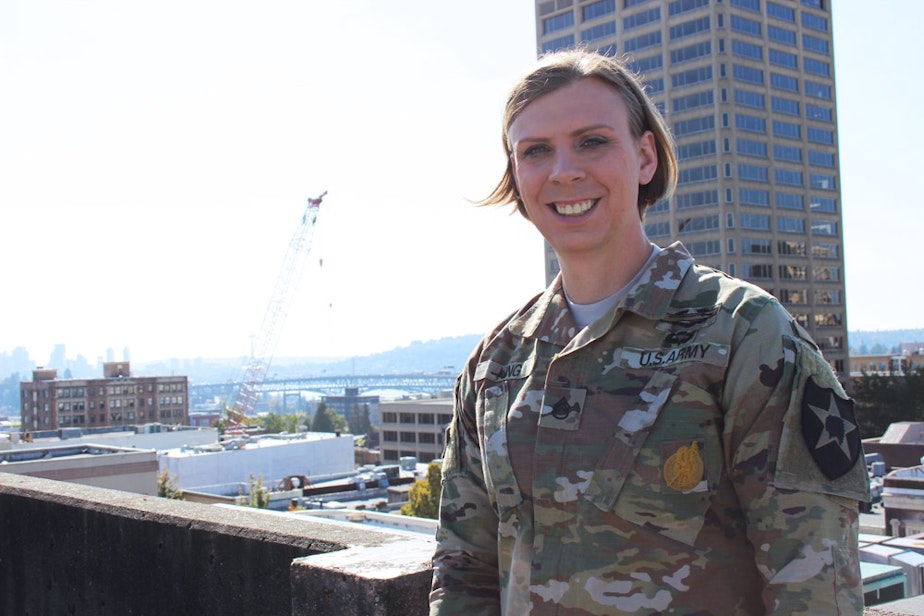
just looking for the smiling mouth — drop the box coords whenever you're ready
[552,199,597,216]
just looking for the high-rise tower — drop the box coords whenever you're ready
[534,0,847,376]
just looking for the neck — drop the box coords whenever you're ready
[558,222,652,304]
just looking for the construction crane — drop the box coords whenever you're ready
[226,191,326,431]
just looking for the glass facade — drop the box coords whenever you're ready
[534,0,847,375]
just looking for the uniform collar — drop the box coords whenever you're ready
[508,242,695,347]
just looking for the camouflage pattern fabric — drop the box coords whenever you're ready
[430,242,868,615]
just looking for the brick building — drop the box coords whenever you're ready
[20,362,188,432]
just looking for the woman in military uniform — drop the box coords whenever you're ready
[430,49,868,615]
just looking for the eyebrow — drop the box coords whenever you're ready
[512,123,615,146]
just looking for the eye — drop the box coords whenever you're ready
[579,135,608,149]
[519,143,551,160]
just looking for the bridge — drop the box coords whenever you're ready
[190,373,457,406]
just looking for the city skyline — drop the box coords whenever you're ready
[2,0,921,364]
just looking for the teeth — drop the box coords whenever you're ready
[554,199,595,216]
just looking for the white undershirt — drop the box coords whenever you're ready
[565,244,662,329]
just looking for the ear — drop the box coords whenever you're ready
[637,130,658,186]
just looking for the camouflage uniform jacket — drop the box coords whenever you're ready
[430,242,868,615]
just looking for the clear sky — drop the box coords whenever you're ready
[1,0,921,365]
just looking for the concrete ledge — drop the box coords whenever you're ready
[0,472,434,615]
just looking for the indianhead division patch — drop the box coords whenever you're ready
[801,376,861,480]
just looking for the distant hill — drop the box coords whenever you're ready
[849,329,924,355]
[130,328,924,385]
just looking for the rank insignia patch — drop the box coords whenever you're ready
[801,377,861,480]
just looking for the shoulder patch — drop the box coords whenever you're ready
[801,376,861,480]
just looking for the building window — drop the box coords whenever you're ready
[740,214,770,230]
[770,73,799,92]
[645,220,671,237]
[804,57,831,77]
[742,239,772,255]
[771,96,800,116]
[731,40,763,61]
[773,144,802,163]
[543,12,575,34]
[776,216,806,233]
[739,188,770,206]
[624,7,661,30]
[582,21,617,41]
[583,0,616,21]
[677,164,718,185]
[672,90,714,113]
[677,214,720,234]
[808,150,835,167]
[737,163,769,182]
[772,120,801,140]
[669,16,711,41]
[676,139,718,160]
[779,265,807,280]
[671,41,712,65]
[742,263,774,279]
[802,34,829,55]
[811,220,838,236]
[768,25,796,45]
[805,81,832,100]
[736,113,766,134]
[776,192,804,210]
[774,168,804,186]
[806,104,832,122]
[733,64,763,85]
[672,65,714,88]
[801,12,828,32]
[676,189,719,209]
[778,239,807,256]
[810,173,836,190]
[625,30,663,52]
[734,89,765,109]
[737,138,768,158]
[730,14,761,36]
[766,1,795,21]
[542,34,576,53]
[768,49,798,69]
[812,243,839,258]
[686,239,722,257]
[730,0,760,12]
[630,53,664,73]
[810,196,837,212]
[668,0,709,17]
[673,115,716,137]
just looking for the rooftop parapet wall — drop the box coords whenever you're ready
[0,473,433,615]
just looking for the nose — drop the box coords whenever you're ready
[548,148,585,184]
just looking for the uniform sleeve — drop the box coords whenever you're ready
[429,355,502,615]
[722,298,868,616]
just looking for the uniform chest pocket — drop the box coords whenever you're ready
[583,373,723,547]
[478,382,524,516]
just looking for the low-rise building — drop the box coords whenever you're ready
[19,362,189,431]
[379,398,452,464]
[0,443,158,494]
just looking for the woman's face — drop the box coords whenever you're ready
[507,78,657,261]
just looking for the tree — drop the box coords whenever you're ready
[239,473,270,509]
[852,367,924,439]
[157,469,183,499]
[401,461,442,519]
[310,402,347,434]
[261,412,306,434]
[348,403,376,441]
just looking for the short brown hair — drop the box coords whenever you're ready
[482,49,677,217]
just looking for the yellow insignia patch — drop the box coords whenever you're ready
[664,441,704,492]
